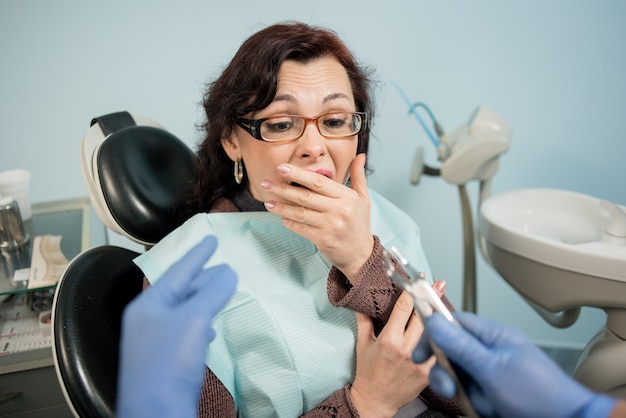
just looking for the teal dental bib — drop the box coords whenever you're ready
[135,189,431,417]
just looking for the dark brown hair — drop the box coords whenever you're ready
[186,22,375,215]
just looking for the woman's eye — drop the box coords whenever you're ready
[323,116,347,130]
[265,119,294,132]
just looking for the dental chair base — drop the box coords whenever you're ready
[575,322,626,399]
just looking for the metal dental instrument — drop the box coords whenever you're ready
[382,246,479,418]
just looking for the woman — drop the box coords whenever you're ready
[135,22,463,417]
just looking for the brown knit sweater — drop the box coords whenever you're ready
[151,197,463,417]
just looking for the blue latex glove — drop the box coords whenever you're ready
[413,312,616,418]
[117,236,237,418]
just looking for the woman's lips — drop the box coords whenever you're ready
[314,169,333,179]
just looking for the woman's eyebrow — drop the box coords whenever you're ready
[273,94,296,103]
[272,92,351,104]
[323,92,351,104]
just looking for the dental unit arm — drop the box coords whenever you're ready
[437,106,510,187]
[402,97,512,313]
[441,106,511,313]
[401,95,586,325]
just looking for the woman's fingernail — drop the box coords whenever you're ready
[436,280,447,292]
[277,164,291,174]
[264,201,275,210]
[261,180,271,189]
[358,153,366,168]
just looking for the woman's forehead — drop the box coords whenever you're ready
[275,58,354,103]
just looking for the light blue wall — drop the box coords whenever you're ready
[2,1,625,348]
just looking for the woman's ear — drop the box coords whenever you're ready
[221,135,240,162]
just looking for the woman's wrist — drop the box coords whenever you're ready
[340,236,375,285]
[349,384,397,418]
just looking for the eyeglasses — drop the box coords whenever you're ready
[236,112,367,143]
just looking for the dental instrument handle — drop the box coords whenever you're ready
[428,339,480,418]
[383,245,477,416]
[389,246,423,280]
[408,283,478,418]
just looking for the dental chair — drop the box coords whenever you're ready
[51,111,195,417]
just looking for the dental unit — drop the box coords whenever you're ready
[393,82,511,312]
[395,84,626,397]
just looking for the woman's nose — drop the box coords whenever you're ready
[295,123,327,159]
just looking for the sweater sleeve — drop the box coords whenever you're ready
[328,235,457,325]
[197,369,237,418]
[327,235,404,332]
[195,366,362,418]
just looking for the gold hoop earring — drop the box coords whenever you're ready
[234,159,244,184]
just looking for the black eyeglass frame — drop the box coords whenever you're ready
[236,112,368,143]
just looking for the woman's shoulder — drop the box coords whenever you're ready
[210,197,239,213]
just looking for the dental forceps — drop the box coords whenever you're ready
[382,246,479,418]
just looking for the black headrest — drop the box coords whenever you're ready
[81,112,195,246]
[97,125,195,244]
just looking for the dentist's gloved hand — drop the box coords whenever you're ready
[412,312,617,418]
[117,236,237,418]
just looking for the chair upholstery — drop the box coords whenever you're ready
[53,111,196,416]
[52,246,143,418]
